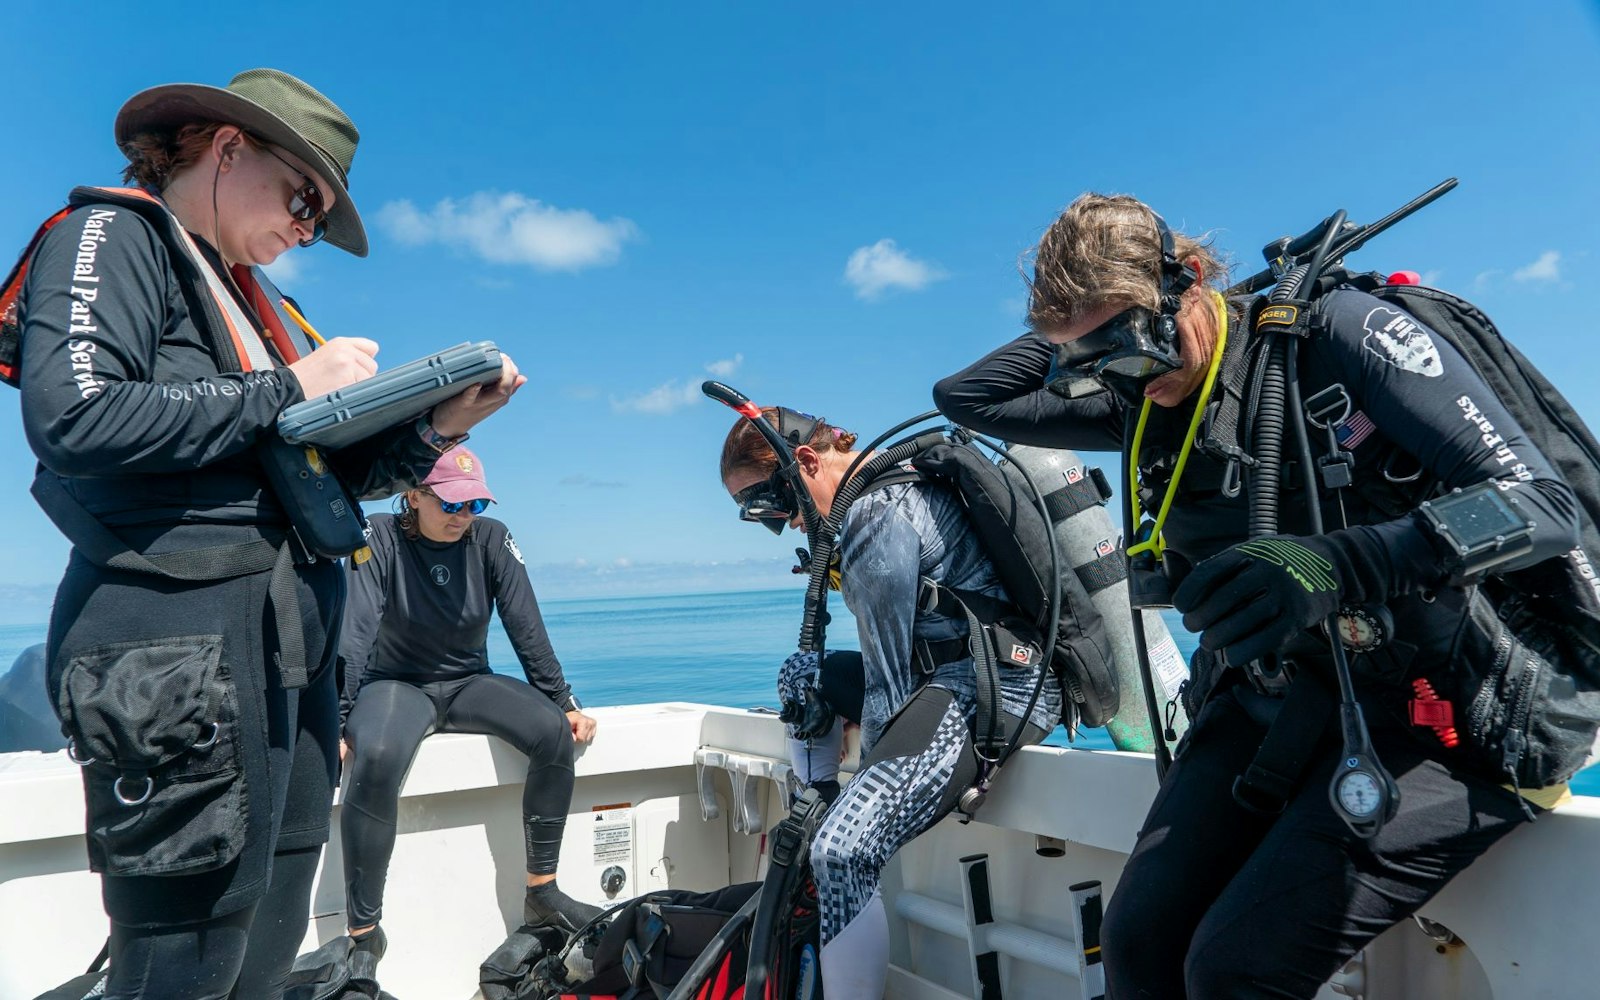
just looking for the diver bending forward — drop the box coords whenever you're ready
[720,409,1061,999]
[338,448,600,966]
[935,193,1589,999]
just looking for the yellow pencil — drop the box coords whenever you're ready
[279,298,328,347]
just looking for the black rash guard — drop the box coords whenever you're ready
[934,287,1580,691]
[18,203,441,539]
[339,513,576,720]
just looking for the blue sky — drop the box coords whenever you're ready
[2,2,1597,616]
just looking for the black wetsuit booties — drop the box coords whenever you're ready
[934,288,1581,1000]
[339,513,598,933]
[21,201,444,1000]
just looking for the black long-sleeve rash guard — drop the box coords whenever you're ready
[18,204,441,531]
[933,287,1580,615]
[339,514,576,721]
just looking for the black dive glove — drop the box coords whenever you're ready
[1173,535,1348,668]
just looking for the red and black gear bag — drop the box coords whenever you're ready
[544,882,760,1000]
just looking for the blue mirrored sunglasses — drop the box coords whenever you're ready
[427,494,490,515]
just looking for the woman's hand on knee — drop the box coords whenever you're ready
[566,710,597,744]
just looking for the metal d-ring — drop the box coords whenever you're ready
[66,739,96,766]
[114,775,154,807]
[192,722,221,751]
[1382,451,1426,484]
[1304,384,1353,431]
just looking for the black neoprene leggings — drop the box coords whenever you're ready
[340,672,575,927]
[1101,686,1536,1000]
[102,846,320,1000]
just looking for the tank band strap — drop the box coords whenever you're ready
[1074,549,1129,595]
[1041,466,1112,522]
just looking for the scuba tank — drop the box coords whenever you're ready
[1001,446,1189,751]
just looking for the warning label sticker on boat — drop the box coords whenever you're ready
[591,804,632,865]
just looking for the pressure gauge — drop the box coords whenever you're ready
[1329,746,1398,840]
[1335,768,1384,817]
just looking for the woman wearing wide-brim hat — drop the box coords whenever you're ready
[14,69,524,999]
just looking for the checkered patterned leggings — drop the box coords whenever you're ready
[809,685,977,945]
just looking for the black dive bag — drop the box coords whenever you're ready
[1324,272,1600,789]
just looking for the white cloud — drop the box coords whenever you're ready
[611,379,703,415]
[611,355,744,415]
[1513,250,1561,284]
[378,192,638,271]
[844,239,946,300]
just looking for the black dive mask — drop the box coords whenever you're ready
[1042,211,1197,402]
[734,470,799,534]
[731,407,821,535]
[1045,307,1180,402]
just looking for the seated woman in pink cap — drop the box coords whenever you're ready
[337,446,600,975]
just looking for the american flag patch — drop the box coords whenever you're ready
[1336,410,1376,449]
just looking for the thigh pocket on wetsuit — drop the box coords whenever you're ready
[1447,591,1600,791]
[55,634,248,876]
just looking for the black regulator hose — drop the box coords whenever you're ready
[1249,199,1344,540]
[1248,337,1289,539]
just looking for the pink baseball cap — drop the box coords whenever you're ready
[421,446,496,504]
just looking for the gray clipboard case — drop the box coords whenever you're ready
[276,341,503,450]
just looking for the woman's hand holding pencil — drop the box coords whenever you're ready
[281,297,380,399]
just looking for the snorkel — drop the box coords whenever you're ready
[704,381,838,658]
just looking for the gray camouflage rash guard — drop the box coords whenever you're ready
[838,480,1062,754]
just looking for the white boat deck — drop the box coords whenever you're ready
[4,702,1600,998]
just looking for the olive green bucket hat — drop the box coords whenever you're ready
[114,68,368,256]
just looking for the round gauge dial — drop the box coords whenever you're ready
[1324,606,1389,651]
[1336,770,1383,817]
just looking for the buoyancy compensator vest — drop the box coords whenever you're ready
[1216,264,1600,803]
[1315,270,1600,791]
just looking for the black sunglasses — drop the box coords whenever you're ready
[257,142,328,247]
[732,471,799,535]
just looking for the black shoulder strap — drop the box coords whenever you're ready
[1192,298,1269,497]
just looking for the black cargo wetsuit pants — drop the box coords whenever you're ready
[340,672,575,928]
[48,554,344,1000]
[1100,684,1538,1000]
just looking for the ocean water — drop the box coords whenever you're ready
[4,588,1597,794]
